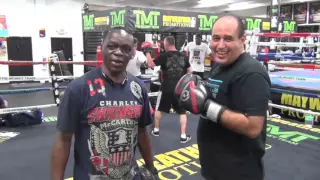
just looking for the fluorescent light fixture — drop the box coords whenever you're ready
[252,14,267,18]
[226,1,265,11]
[196,0,234,8]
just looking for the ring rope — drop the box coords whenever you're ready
[0,60,98,65]
[252,42,320,47]
[246,32,320,38]
[268,63,320,69]
[0,76,155,83]
[0,91,318,116]
[270,67,320,71]
[0,104,57,114]
[0,86,67,95]
[268,60,320,64]
[268,103,320,116]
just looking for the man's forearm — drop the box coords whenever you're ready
[146,53,155,68]
[219,110,251,137]
[51,138,72,180]
[138,127,154,168]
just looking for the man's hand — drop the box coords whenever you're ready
[140,165,160,180]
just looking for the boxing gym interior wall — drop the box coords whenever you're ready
[0,0,84,82]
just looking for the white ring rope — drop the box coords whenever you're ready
[0,75,159,82]
[0,104,57,114]
[0,92,318,117]
[0,76,77,82]
[0,93,159,114]
[268,103,320,116]
[251,42,320,47]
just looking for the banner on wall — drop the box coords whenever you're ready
[0,15,8,37]
[309,2,320,23]
[82,6,297,33]
[293,3,308,24]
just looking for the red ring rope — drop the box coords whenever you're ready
[0,60,98,66]
[253,32,320,38]
[269,62,320,69]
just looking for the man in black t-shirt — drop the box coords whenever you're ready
[145,36,193,143]
[174,15,271,180]
[51,27,157,180]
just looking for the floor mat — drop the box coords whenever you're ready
[0,114,319,180]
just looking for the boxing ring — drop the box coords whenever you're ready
[244,31,320,126]
[269,70,320,124]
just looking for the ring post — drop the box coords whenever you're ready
[48,55,60,107]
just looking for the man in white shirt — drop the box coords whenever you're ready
[184,34,212,78]
[126,38,147,77]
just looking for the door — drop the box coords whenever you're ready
[51,38,73,75]
[7,37,33,77]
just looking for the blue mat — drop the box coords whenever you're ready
[270,70,320,91]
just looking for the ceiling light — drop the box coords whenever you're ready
[196,0,234,8]
[227,2,265,11]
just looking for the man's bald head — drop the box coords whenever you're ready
[214,15,245,39]
[103,27,134,45]
[101,27,135,75]
[210,15,246,66]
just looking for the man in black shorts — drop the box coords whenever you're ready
[145,36,192,143]
[175,15,271,180]
[51,27,157,180]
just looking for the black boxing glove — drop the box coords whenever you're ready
[141,42,153,56]
[179,80,226,123]
[174,73,201,100]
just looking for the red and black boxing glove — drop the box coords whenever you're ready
[177,75,226,123]
[174,73,202,100]
[141,41,153,56]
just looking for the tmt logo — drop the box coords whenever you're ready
[198,15,218,31]
[110,10,125,27]
[83,14,94,30]
[133,10,160,29]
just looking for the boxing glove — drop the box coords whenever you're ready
[178,80,209,114]
[141,41,153,56]
[179,80,226,123]
[174,73,202,100]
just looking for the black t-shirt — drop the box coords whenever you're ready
[56,68,153,180]
[198,53,271,180]
[153,51,190,92]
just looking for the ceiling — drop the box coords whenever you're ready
[82,0,317,17]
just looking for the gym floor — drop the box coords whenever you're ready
[0,83,319,180]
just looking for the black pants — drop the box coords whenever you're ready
[156,91,186,114]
